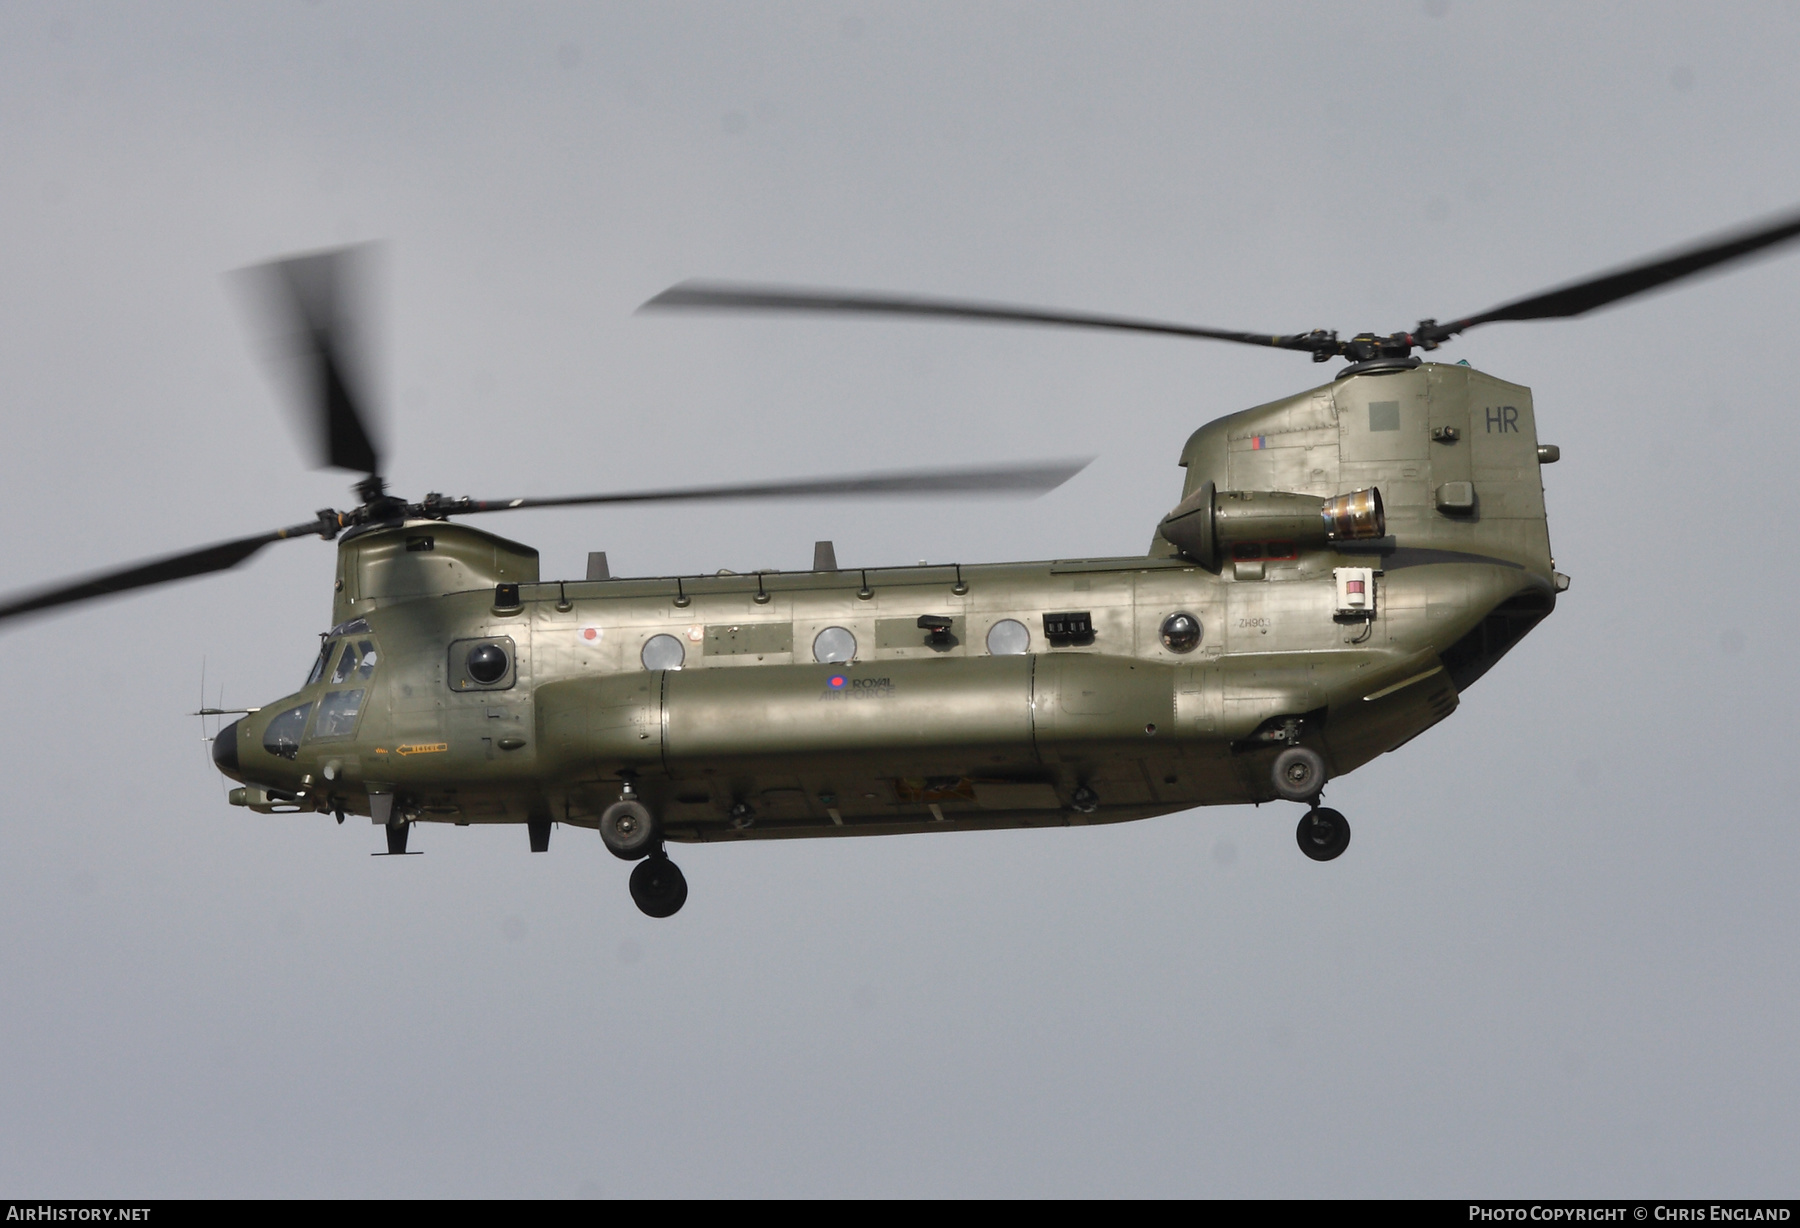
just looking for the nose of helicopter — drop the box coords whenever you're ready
[212,718,241,775]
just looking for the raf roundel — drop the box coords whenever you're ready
[828,674,847,690]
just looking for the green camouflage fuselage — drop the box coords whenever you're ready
[213,361,1559,841]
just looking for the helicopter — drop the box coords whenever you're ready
[6,208,1800,918]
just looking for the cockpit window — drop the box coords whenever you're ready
[329,642,359,684]
[262,702,313,760]
[356,640,378,678]
[306,641,335,687]
[312,689,365,739]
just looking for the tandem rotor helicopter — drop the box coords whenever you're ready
[7,208,1800,917]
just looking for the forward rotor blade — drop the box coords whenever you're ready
[642,282,1320,353]
[0,523,320,625]
[235,246,384,476]
[441,458,1093,515]
[1436,203,1800,339]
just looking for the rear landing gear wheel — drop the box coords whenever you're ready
[1272,746,1328,802]
[629,853,688,918]
[1296,807,1351,862]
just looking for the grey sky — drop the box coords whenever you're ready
[0,1,1795,1197]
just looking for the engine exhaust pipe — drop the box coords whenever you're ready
[1320,488,1384,541]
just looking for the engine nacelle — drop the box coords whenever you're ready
[1159,483,1384,568]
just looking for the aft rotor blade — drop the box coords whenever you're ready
[441,458,1093,515]
[641,282,1324,353]
[235,246,385,476]
[0,523,320,625]
[1430,203,1800,340]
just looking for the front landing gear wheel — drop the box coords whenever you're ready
[1296,807,1351,862]
[600,799,659,861]
[629,853,688,918]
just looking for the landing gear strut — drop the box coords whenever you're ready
[373,818,420,856]
[629,851,688,918]
[1296,806,1351,862]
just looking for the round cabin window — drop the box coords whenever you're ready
[641,633,686,671]
[812,626,856,663]
[1160,612,1202,653]
[467,642,509,684]
[986,618,1030,656]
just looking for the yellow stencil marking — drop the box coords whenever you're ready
[395,742,449,756]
